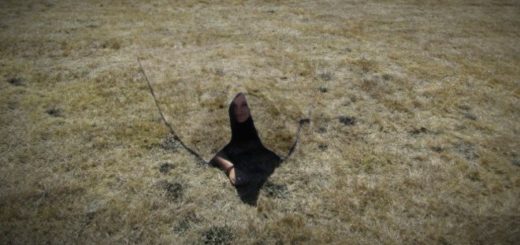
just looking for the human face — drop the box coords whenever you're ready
[233,93,250,123]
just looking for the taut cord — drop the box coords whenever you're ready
[282,88,316,162]
[283,117,310,163]
[138,57,312,164]
[137,58,207,164]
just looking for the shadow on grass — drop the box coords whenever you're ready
[232,158,281,206]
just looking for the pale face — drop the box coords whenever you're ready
[233,94,250,123]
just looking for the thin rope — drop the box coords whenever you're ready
[137,58,207,164]
[282,117,310,162]
[282,84,318,162]
[138,57,313,164]
[245,91,312,163]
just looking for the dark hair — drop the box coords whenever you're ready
[228,93,260,143]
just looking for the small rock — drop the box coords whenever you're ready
[512,159,520,167]
[339,116,356,126]
[318,127,327,134]
[8,78,24,86]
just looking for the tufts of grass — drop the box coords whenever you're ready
[1,0,519,244]
[202,225,233,245]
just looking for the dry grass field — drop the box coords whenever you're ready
[1,0,519,244]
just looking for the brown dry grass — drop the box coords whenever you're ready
[1,0,519,244]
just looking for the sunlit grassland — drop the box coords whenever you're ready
[0,0,519,244]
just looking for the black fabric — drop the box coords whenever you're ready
[209,93,281,205]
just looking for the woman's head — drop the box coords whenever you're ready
[232,93,250,123]
[228,92,260,143]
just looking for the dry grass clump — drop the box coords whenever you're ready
[1,0,519,244]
